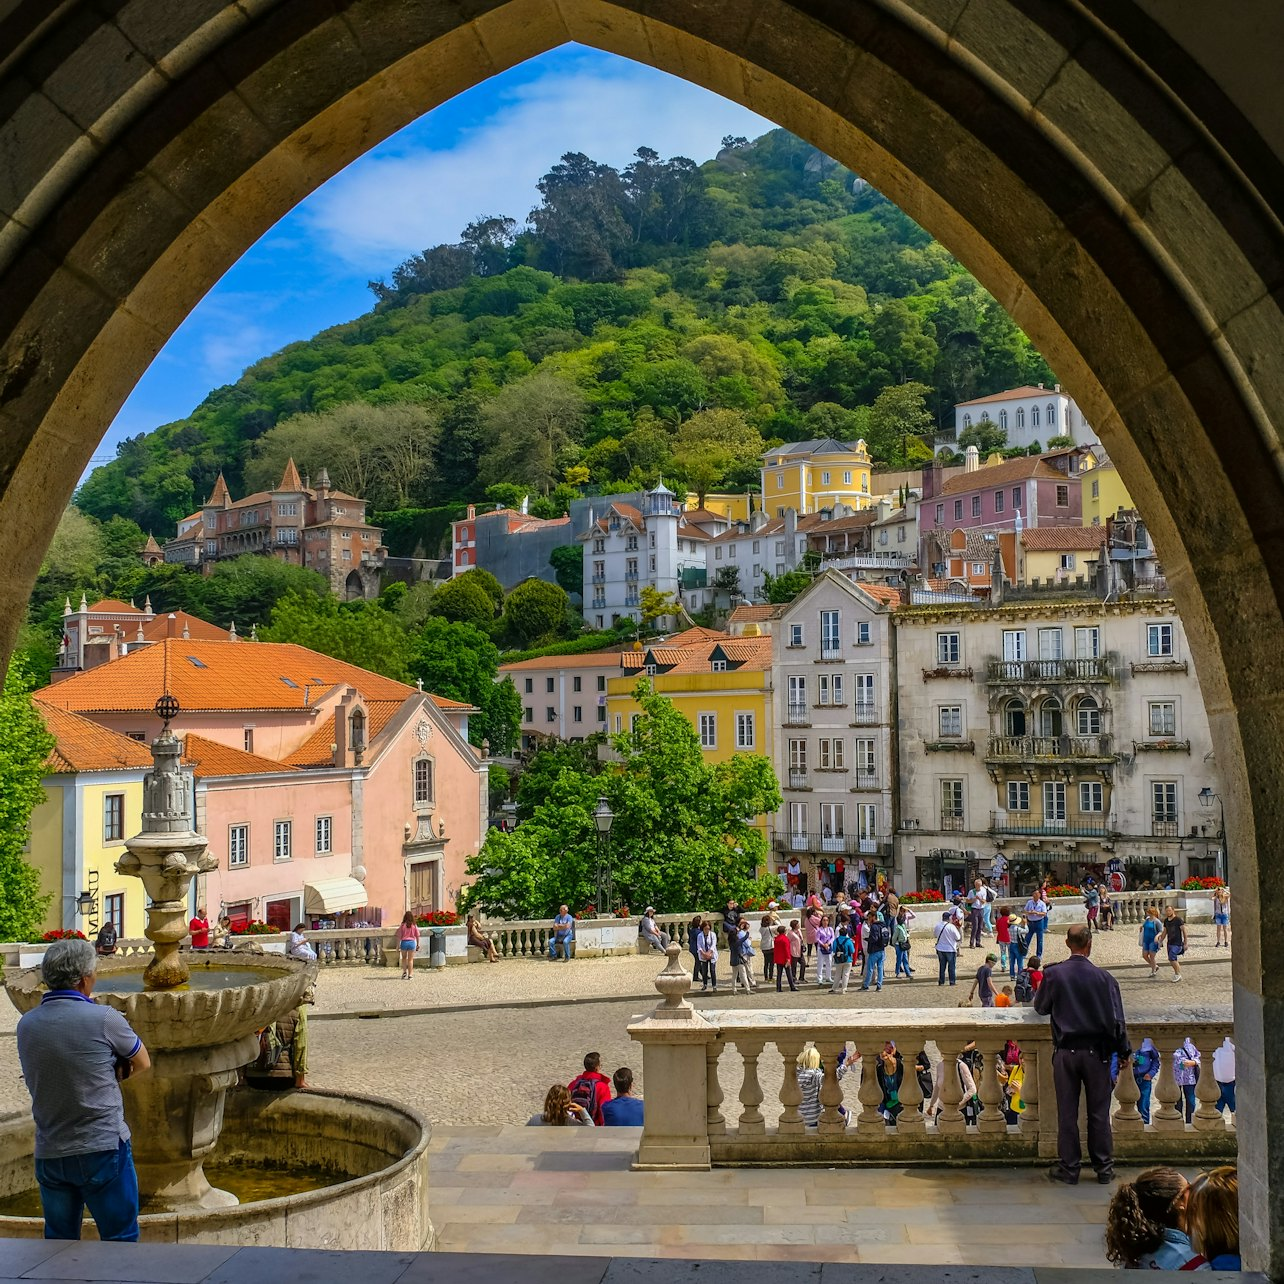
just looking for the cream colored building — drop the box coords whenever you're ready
[892,588,1223,895]
[771,571,902,895]
[499,650,624,753]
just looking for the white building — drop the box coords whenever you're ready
[953,384,1099,450]
[498,651,622,753]
[893,586,1224,896]
[706,509,811,604]
[579,483,725,630]
[770,571,901,896]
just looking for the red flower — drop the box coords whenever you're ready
[39,929,88,942]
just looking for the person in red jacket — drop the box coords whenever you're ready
[773,925,797,992]
[189,906,210,950]
[567,1051,612,1126]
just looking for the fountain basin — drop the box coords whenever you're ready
[0,1088,433,1250]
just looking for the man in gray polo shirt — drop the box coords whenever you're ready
[15,937,150,1240]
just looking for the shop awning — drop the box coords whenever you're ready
[304,876,368,916]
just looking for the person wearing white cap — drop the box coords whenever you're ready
[638,908,669,952]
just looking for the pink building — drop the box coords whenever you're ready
[38,639,487,930]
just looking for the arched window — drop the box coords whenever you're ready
[980,410,991,422]
[1003,698,1027,737]
[1015,407,1025,428]
[349,706,366,760]
[1039,698,1063,738]
[413,756,434,807]
[1076,696,1101,736]
[1031,406,1040,427]
[963,413,972,428]
[998,409,1008,430]
[1047,403,1057,426]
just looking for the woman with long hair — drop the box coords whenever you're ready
[527,1084,593,1126]
[398,911,420,980]
[1186,1166,1239,1270]
[1104,1167,1196,1269]
[465,913,499,963]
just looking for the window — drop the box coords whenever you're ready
[854,672,874,715]
[735,712,755,749]
[1002,629,1027,661]
[854,738,874,777]
[776,540,786,555]
[715,546,723,560]
[546,706,556,722]
[788,801,807,838]
[820,610,841,656]
[1047,403,1057,426]
[821,471,831,485]
[1003,698,1027,737]
[1148,701,1177,737]
[104,893,124,934]
[971,495,981,518]
[817,674,831,705]
[103,794,124,843]
[938,706,962,738]
[879,529,889,545]
[820,803,845,847]
[228,824,248,868]
[524,677,533,694]
[1007,781,1030,811]
[789,738,807,774]
[1075,626,1101,659]
[963,414,972,428]
[597,675,606,691]
[1037,627,1064,660]
[954,499,963,520]
[1152,781,1178,824]
[546,676,555,693]
[1091,479,1100,498]
[856,621,872,646]
[1012,487,1021,509]
[999,409,1008,430]
[414,758,434,805]
[843,471,852,485]
[937,632,961,665]
[1043,781,1067,823]
[788,623,804,648]
[273,820,292,862]
[1059,554,1075,571]
[728,544,736,558]
[994,490,1005,513]
[315,816,332,855]
[831,673,845,705]
[1147,623,1174,656]
[1076,697,1102,735]
[573,675,582,693]
[711,659,727,672]
[523,706,533,723]
[573,706,582,723]
[1039,697,1063,737]
[243,726,255,753]
[597,706,606,723]
[776,472,784,489]
[1032,406,1040,428]
[935,504,943,525]
[1016,407,1025,428]
[940,780,964,828]
[276,502,297,516]
[898,526,906,543]
[817,738,832,770]
[699,713,717,749]
[972,563,985,577]
[1056,484,1069,507]
[1080,782,1104,813]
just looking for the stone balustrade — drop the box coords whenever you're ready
[627,943,1235,1170]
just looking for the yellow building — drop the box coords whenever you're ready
[683,492,753,522]
[1016,527,1112,585]
[1081,455,1136,526]
[29,701,153,940]
[761,439,873,516]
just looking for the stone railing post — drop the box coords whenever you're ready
[706,1040,726,1136]
[1194,1035,1228,1131]
[896,1036,926,1135]
[734,1039,766,1135]
[1018,1043,1041,1138]
[817,1038,848,1134]
[1113,1048,1145,1133]
[627,942,718,1170]
[1150,1040,1186,1131]
[935,1044,966,1135]
[777,1039,806,1134]
[975,1037,1008,1134]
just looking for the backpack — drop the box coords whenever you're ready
[892,922,909,947]
[1012,925,1029,953]
[569,1075,599,1117]
[1014,971,1034,1004]
[833,934,855,964]
[866,921,890,952]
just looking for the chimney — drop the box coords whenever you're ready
[1054,383,1061,393]
[167,612,177,637]
[1037,382,1044,389]
[965,445,980,473]
[467,504,476,520]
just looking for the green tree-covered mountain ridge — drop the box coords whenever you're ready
[76,128,1053,535]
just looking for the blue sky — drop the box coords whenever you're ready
[90,46,770,471]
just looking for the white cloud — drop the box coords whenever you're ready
[303,54,770,268]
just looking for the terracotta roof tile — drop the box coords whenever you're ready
[661,626,728,647]
[500,650,625,672]
[86,599,142,614]
[35,701,153,773]
[955,386,1060,407]
[728,603,785,624]
[858,583,905,607]
[181,734,291,778]
[37,639,416,714]
[138,613,232,643]
[938,457,1067,495]
[622,636,772,676]
[283,700,404,768]
[1019,527,1109,552]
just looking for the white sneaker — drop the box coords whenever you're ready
[1172,974,1182,983]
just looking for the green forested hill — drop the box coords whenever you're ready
[76,129,1053,533]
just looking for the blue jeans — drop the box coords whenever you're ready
[1029,920,1047,959]
[35,1138,139,1241]
[549,934,572,960]
[937,950,957,985]
[1180,1083,1197,1123]
[1137,1077,1153,1123]
[894,945,912,977]
[1009,947,1027,978]
[862,950,884,988]
[1215,1080,1236,1114]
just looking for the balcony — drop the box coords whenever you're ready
[625,570,639,583]
[1152,818,1180,838]
[820,551,915,572]
[783,703,811,727]
[923,739,976,754]
[591,597,606,611]
[922,666,973,681]
[787,769,810,790]
[1133,738,1191,753]
[851,773,879,791]
[1131,657,1188,675]
[770,831,891,858]
[986,656,1112,683]
[984,734,1114,762]
[819,646,843,662]
[591,573,606,585]
[849,702,878,725]
[939,814,966,832]
[989,812,1113,837]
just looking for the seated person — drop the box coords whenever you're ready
[94,921,118,957]
[287,922,317,961]
[638,907,670,952]
[465,914,499,962]
[600,1066,645,1125]
[527,1084,593,1126]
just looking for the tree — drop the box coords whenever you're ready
[865,381,935,466]
[487,763,511,815]
[957,417,1008,454]
[0,660,55,941]
[548,543,584,596]
[671,408,763,503]
[425,575,498,631]
[1046,435,1073,449]
[260,592,411,679]
[763,569,811,603]
[501,578,569,647]
[201,556,329,628]
[457,567,504,612]
[478,371,587,495]
[409,617,521,754]
[713,565,741,596]
[460,215,518,277]
[639,585,679,627]
[529,151,631,280]
[514,739,601,822]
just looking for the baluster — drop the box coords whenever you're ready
[896,1039,925,1135]
[1113,1041,1144,1132]
[976,1039,1008,1133]
[817,1039,847,1134]
[1193,1037,1226,1131]
[935,1044,967,1135]
[706,1039,726,1135]
[855,1044,885,1130]
[1150,1040,1185,1131]
[735,1039,766,1135]
[777,1039,805,1133]
[1018,1045,1040,1135]
[344,938,355,963]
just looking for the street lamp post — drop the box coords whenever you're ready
[1198,787,1226,883]
[593,796,615,917]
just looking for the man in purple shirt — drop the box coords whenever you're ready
[15,938,150,1240]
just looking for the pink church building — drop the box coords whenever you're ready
[37,639,488,930]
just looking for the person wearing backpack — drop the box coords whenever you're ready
[830,926,856,994]
[891,910,913,979]
[567,1052,612,1126]
[861,911,890,991]
[1008,914,1029,978]
[1014,968,1035,1005]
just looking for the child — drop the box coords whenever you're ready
[995,905,1012,969]
[773,925,797,992]
[1105,1167,1198,1269]
[994,984,1015,1008]
[1186,1166,1240,1271]
[1026,955,1045,994]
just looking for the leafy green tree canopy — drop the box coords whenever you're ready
[260,592,411,679]
[502,578,569,647]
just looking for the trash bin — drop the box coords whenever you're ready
[429,928,447,969]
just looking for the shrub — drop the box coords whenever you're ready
[39,929,87,942]
[415,910,459,926]
[230,920,279,935]
[1181,876,1226,891]
[901,889,945,905]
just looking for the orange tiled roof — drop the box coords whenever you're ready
[37,639,416,714]
[138,613,232,643]
[938,457,1067,495]
[86,599,142,614]
[955,386,1060,407]
[35,701,153,773]
[283,700,404,768]
[1019,527,1109,552]
[858,583,906,607]
[621,636,772,676]
[279,458,304,491]
[728,603,785,624]
[500,650,624,672]
[661,626,728,647]
[182,734,292,778]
